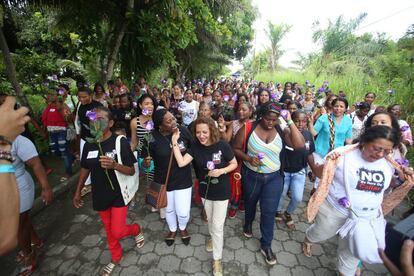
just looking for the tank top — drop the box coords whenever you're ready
[244,131,283,173]
[136,117,154,181]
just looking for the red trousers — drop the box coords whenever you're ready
[98,206,140,262]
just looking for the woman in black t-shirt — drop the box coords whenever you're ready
[276,111,315,229]
[141,109,193,246]
[171,117,237,276]
[73,107,144,276]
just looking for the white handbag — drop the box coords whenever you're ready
[114,135,139,205]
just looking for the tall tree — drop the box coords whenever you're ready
[0,5,32,113]
[265,21,290,71]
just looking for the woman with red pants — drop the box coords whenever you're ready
[73,106,144,276]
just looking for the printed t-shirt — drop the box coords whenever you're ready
[189,140,235,201]
[145,126,193,192]
[327,148,394,216]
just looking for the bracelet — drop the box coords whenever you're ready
[287,120,294,127]
[0,151,13,163]
[0,164,16,173]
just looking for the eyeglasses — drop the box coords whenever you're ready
[369,145,393,155]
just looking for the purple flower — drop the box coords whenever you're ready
[396,159,409,167]
[317,87,325,94]
[338,197,351,209]
[305,80,311,85]
[323,80,329,86]
[257,152,265,160]
[223,95,230,102]
[145,120,154,131]
[161,79,167,84]
[206,161,215,170]
[232,94,238,102]
[142,108,150,116]
[86,110,97,121]
[280,109,289,120]
[52,74,58,81]
[401,125,409,132]
[271,92,277,100]
[58,89,65,95]
[132,102,137,108]
[105,91,110,97]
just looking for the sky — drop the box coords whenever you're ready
[229,0,414,72]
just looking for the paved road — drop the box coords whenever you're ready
[2,180,402,275]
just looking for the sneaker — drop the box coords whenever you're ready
[275,211,283,222]
[206,239,213,252]
[212,260,223,276]
[243,224,252,238]
[261,247,277,265]
[228,208,236,219]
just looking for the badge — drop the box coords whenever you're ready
[87,150,99,159]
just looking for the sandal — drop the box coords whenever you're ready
[100,262,117,276]
[302,239,313,257]
[15,251,25,263]
[135,232,145,249]
[180,229,191,246]
[284,212,296,230]
[18,250,36,276]
[31,240,44,249]
[165,231,176,247]
[16,240,44,263]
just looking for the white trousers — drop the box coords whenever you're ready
[166,187,192,232]
[202,198,229,261]
[306,200,359,276]
[80,138,91,185]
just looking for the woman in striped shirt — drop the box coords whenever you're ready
[232,102,304,266]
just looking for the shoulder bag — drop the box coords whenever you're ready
[146,147,174,209]
[114,135,139,205]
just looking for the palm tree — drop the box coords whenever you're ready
[265,21,291,71]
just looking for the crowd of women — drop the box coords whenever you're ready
[6,78,414,276]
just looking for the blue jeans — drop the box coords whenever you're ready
[242,165,283,249]
[49,130,73,176]
[277,169,306,214]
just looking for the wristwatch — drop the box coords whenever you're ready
[0,136,12,146]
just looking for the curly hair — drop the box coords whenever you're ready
[192,117,220,145]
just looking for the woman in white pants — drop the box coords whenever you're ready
[172,117,237,276]
[142,109,193,246]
